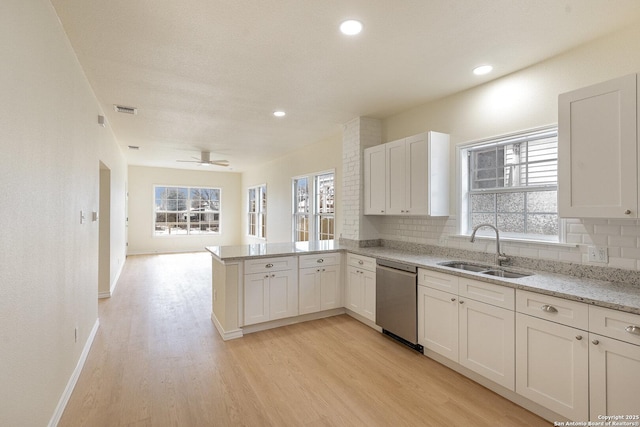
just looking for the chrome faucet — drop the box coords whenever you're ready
[470,223,509,266]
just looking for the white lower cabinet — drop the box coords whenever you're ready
[418,269,515,390]
[299,263,341,315]
[244,257,298,326]
[346,254,376,322]
[459,297,514,390]
[589,305,640,420]
[589,334,640,419]
[515,312,589,420]
[418,285,459,362]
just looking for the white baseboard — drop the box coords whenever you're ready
[240,308,346,336]
[98,291,111,299]
[48,318,100,427]
[211,312,243,340]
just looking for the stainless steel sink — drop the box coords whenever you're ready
[438,261,532,278]
[438,262,492,272]
[482,269,532,279]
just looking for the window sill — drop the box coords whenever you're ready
[450,234,578,248]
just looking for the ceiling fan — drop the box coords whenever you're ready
[176,151,229,167]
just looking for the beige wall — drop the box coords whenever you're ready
[367,23,640,269]
[375,23,640,235]
[383,23,640,146]
[0,1,128,425]
[241,133,343,244]
[128,166,243,253]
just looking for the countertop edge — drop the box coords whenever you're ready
[206,244,640,315]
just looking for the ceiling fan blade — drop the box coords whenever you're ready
[211,160,230,166]
[176,151,229,167]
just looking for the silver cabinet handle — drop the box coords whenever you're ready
[451,298,456,302]
[625,209,632,215]
[380,210,385,213]
[317,269,321,272]
[592,339,599,345]
[317,259,324,263]
[264,275,269,278]
[265,263,273,268]
[576,335,583,340]
[358,260,364,265]
[541,304,558,313]
[625,325,640,336]
[459,300,464,304]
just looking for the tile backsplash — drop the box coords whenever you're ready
[374,215,640,272]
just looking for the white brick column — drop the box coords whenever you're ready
[341,117,381,244]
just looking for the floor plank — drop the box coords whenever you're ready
[59,252,549,426]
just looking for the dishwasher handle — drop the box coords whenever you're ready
[376,264,418,278]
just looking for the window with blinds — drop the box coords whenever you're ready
[464,128,558,241]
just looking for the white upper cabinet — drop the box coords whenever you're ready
[364,131,449,216]
[363,144,387,215]
[558,73,638,218]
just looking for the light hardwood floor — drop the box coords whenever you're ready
[59,252,549,426]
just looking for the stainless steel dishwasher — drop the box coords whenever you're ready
[376,259,422,353]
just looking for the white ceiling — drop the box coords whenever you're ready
[51,0,640,172]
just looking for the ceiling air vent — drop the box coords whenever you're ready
[113,105,137,115]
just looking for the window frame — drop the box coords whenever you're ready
[153,185,221,237]
[247,184,267,239]
[292,169,335,243]
[458,126,561,243]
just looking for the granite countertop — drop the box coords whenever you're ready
[206,242,640,316]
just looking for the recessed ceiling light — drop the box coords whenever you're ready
[473,65,493,76]
[273,111,286,117]
[340,20,363,36]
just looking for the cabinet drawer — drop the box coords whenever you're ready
[244,256,297,274]
[347,253,376,272]
[516,290,588,330]
[590,305,640,346]
[418,268,459,294]
[299,252,341,268]
[459,277,514,310]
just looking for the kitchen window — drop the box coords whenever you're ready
[293,171,335,242]
[154,185,220,236]
[460,127,559,242]
[248,184,266,239]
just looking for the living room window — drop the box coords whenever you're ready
[248,184,266,239]
[154,186,221,236]
[460,127,559,241]
[293,171,335,242]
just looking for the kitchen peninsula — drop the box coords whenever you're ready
[207,241,640,338]
[207,240,640,422]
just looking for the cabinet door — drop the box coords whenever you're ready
[385,139,406,215]
[460,298,515,390]
[590,334,640,420]
[269,270,298,321]
[405,133,428,215]
[361,269,376,322]
[319,264,341,311]
[364,145,387,215]
[558,73,637,218]
[244,273,270,326]
[418,286,458,362]
[516,313,588,420]
[346,266,363,313]
[299,267,321,315]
